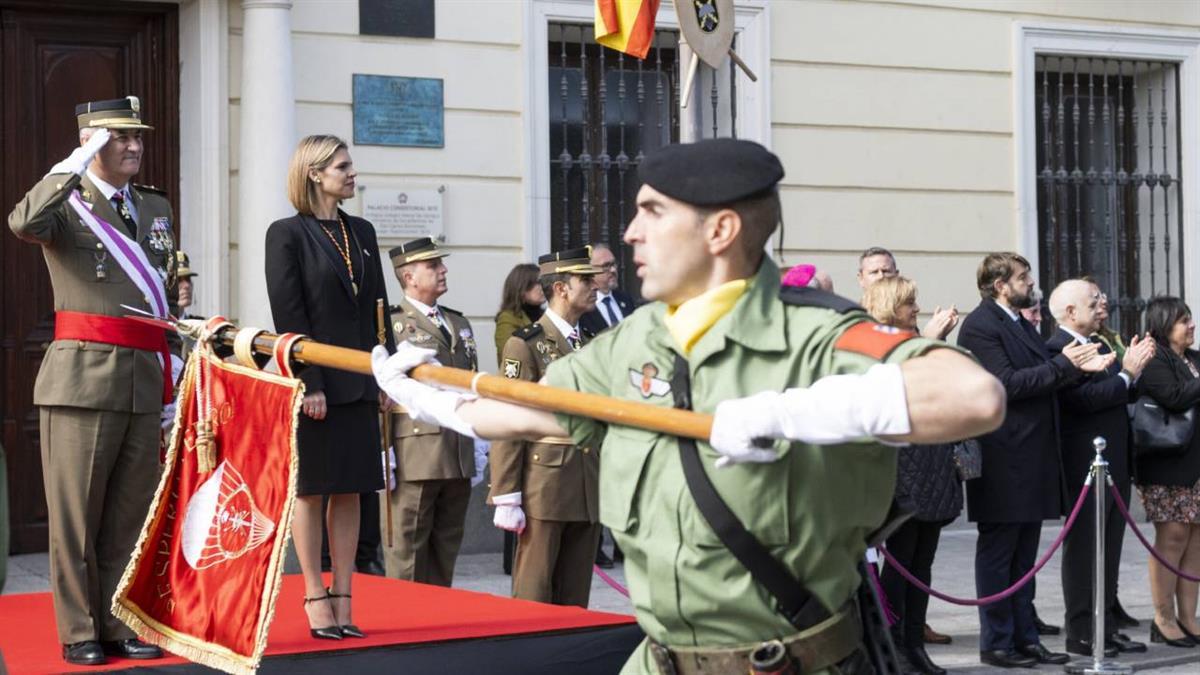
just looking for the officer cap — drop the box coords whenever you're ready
[176,251,197,279]
[75,96,154,131]
[538,246,602,276]
[389,237,449,266]
[639,138,783,206]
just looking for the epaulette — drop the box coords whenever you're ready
[779,286,862,314]
[388,304,405,315]
[513,324,544,341]
[441,305,464,316]
[133,183,168,196]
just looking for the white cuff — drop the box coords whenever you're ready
[492,491,522,506]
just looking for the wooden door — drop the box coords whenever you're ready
[0,0,178,553]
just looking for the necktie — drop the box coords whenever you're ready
[111,191,138,239]
[428,309,452,344]
[601,296,619,326]
[568,329,582,351]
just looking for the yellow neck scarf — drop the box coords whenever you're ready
[663,279,749,354]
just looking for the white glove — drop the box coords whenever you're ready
[709,363,911,468]
[491,491,526,534]
[371,344,478,438]
[472,439,491,487]
[48,128,111,176]
[161,402,177,431]
[379,445,397,491]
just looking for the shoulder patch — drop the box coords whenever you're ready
[513,324,544,341]
[503,358,522,379]
[779,286,862,314]
[835,321,917,361]
[133,183,168,196]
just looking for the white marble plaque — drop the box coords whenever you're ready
[361,185,445,240]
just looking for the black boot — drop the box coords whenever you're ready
[904,644,947,675]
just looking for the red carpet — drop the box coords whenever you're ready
[0,573,636,673]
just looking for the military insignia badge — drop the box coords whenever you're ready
[675,0,735,68]
[393,321,405,334]
[503,358,521,379]
[535,341,548,354]
[459,328,476,356]
[629,362,671,398]
[834,321,916,361]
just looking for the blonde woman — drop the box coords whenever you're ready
[863,276,962,675]
[265,135,393,640]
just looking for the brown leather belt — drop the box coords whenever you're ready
[648,602,862,675]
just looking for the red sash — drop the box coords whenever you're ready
[55,310,172,404]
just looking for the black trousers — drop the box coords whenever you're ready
[880,519,946,647]
[976,521,1042,651]
[1061,478,1129,641]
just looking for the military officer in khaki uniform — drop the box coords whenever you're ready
[381,237,478,586]
[8,97,176,666]
[371,139,1006,674]
[489,247,602,607]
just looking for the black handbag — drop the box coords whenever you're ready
[1131,395,1195,455]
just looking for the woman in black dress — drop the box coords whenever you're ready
[265,135,393,640]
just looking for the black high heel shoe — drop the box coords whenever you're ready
[1150,620,1193,648]
[303,594,343,640]
[1177,620,1200,646]
[328,587,365,638]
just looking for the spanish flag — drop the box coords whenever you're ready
[595,0,659,59]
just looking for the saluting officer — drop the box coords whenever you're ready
[371,139,1005,675]
[8,96,175,666]
[489,248,602,607]
[381,237,478,586]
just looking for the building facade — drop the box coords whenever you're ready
[2,0,1198,553]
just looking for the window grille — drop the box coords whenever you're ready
[548,24,681,295]
[1035,56,1183,338]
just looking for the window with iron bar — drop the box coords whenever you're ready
[548,23,680,297]
[1034,56,1183,340]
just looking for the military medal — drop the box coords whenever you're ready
[94,250,109,280]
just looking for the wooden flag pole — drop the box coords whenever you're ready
[207,326,714,441]
[375,300,394,548]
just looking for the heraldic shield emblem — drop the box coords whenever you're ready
[675,0,735,68]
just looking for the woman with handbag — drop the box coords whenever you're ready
[1135,296,1200,647]
[863,276,962,675]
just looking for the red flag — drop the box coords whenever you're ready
[595,0,659,59]
[113,326,303,675]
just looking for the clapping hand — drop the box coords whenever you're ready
[1062,341,1116,373]
[1121,334,1156,379]
[921,305,960,341]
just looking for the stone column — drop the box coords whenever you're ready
[237,0,295,328]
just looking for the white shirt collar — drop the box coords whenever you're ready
[86,169,128,201]
[995,299,1019,322]
[406,295,440,319]
[544,307,577,341]
[1059,326,1091,346]
[596,290,613,302]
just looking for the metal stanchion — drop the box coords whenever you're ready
[1065,437,1131,675]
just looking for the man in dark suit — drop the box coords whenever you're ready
[1046,279,1153,656]
[579,243,636,339]
[958,253,1112,669]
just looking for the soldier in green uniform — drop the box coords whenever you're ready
[8,97,175,665]
[381,237,479,586]
[372,139,1005,674]
[489,247,602,607]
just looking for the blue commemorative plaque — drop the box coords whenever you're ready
[353,74,444,148]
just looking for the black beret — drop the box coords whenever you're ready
[638,138,784,206]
